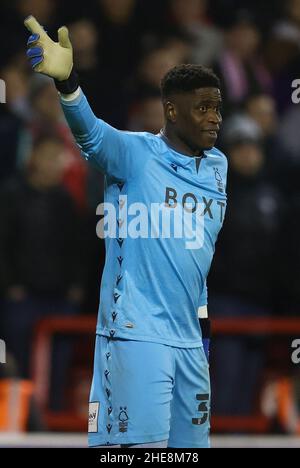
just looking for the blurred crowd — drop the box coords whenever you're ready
[1,0,300,431]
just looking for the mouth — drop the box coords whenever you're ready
[202,129,218,138]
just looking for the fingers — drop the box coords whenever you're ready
[26,46,43,58]
[26,46,44,69]
[27,33,40,46]
[24,15,46,36]
[58,26,72,49]
[29,55,44,69]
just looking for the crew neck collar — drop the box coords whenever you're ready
[158,130,204,159]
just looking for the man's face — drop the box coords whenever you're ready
[167,87,222,152]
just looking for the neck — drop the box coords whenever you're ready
[162,124,203,157]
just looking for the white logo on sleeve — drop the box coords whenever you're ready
[88,402,100,433]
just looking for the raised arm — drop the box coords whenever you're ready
[24,15,136,181]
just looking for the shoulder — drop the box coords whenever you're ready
[120,130,166,154]
[206,146,227,161]
[204,146,228,170]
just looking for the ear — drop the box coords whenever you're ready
[165,101,177,123]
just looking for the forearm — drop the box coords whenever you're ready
[58,83,130,179]
[59,87,104,159]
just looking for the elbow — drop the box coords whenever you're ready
[76,122,104,159]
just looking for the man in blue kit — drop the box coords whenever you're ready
[24,16,227,448]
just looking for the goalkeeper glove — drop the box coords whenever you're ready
[24,15,78,94]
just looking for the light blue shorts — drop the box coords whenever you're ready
[88,335,210,448]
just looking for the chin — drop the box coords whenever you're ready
[202,144,214,150]
[200,142,215,151]
[201,137,217,151]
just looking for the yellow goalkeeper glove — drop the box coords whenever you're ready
[24,15,73,81]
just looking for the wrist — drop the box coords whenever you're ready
[54,67,79,94]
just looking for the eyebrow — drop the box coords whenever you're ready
[195,99,222,106]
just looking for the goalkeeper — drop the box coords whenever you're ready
[24,16,227,448]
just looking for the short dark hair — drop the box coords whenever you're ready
[161,64,220,100]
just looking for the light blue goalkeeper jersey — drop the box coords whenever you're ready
[61,89,227,348]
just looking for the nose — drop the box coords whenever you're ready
[208,109,222,125]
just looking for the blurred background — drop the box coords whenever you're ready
[0,0,300,446]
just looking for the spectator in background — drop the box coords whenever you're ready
[281,187,300,316]
[0,0,59,69]
[0,69,23,183]
[244,93,282,184]
[245,93,278,141]
[69,18,129,128]
[0,134,86,410]
[287,0,300,26]
[18,0,57,26]
[17,74,88,210]
[69,19,100,78]
[1,63,31,120]
[275,79,300,198]
[209,117,285,415]
[97,0,137,25]
[127,91,164,134]
[137,45,183,92]
[264,2,300,113]
[213,11,272,115]
[94,0,142,81]
[208,0,283,32]
[212,114,284,310]
[127,36,190,106]
[167,0,223,66]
